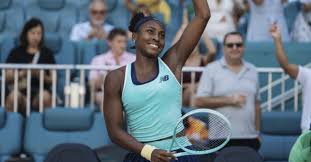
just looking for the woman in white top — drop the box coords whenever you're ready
[247,0,290,42]
[291,0,311,42]
[204,0,236,42]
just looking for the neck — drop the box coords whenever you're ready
[27,46,39,54]
[111,50,123,65]
[225,57,242,67]
[134,50,158,75]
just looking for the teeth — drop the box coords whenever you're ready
[150,44,158,48]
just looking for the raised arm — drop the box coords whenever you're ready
[103,69,175,162]
[270,24,298,79]
[163,0,210,77]
[202,34,216,64]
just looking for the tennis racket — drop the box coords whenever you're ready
[168,109,232,157]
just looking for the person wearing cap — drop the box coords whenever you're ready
[103,0,211,161]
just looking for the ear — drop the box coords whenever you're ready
[132,33,137,41]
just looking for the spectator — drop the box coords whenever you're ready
[89,28,135,107]
[271,24,311,132]
[203,0,237,41]
[291,0,311,42]
[70,0,114,42]
[124,0,172,24]
[5,18,56,116]
[173,9,217,106]
[247,0,290,41]
[195,31,261,151]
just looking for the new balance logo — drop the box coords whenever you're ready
[160,75,169,83]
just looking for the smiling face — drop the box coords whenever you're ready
[223,34,244,61]
[133,20,165,58]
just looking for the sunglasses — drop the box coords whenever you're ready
[91,10,106,15]
[225,42,244,48]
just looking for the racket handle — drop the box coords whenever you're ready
[174,152,190,157]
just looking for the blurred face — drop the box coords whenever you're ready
[89,2,107,26]
[109,35,127,55]
[134,21,165,58]
[27,25,42,48]
[223,35,244,61]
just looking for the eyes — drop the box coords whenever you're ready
[145,28,165,39]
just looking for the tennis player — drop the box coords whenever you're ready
[271,24,311,132]
[103,0,210,161]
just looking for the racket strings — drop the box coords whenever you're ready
[178,112,230,152]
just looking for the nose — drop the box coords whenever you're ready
[152,33,160,42]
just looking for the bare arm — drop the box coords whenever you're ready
[103,70,144,153]
[255,100,261,131]
[103,69,175,161]
[202,34,216,64]
[252,0,264,5]
[270,24,298,79]
[163,0,210,79]
[195,96,236,109]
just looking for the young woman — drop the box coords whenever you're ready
[5,18,55,116]
[103,0,210,161]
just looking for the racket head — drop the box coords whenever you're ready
[170,109,232,156]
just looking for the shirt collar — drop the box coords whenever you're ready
[220,57,250,70]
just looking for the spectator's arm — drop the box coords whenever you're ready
[270,24,298,79]
[255,100,261,131]
[70,25,81,42]
[195,96,236,108]
[202,34,216,65]
[252,0,264,5]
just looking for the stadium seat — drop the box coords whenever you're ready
[76,41,97,65]
[259,112,302,162]
[214,146,263,162]
[106,0,131,30]
[0,107,24,162]
[44,143,100,162]
[23,107,112,162]
[0,0,25,43]
[0,37,16,63]
[24,0,78,38]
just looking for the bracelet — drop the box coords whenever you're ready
[141,144,157,161]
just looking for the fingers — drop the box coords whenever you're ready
[152,149,177,162]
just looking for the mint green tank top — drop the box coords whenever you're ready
[122,58,184,149]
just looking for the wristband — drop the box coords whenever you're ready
[141,144,156,161]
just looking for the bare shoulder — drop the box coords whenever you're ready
[104,66,127,93]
